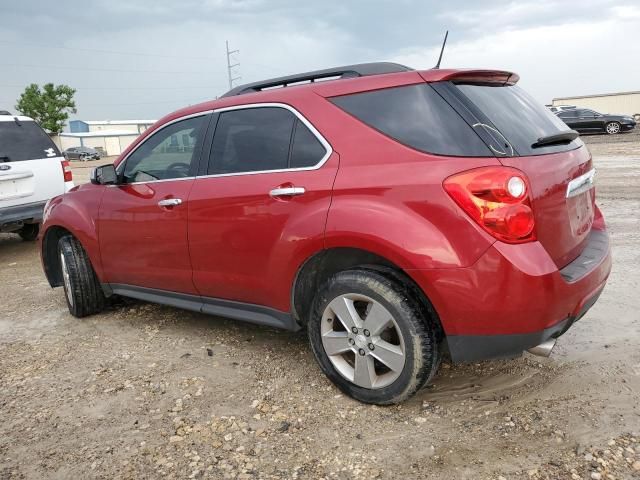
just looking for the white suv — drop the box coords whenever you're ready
[0,113,74,240]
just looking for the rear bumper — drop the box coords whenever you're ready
[0,201,47,230]
[445,286,604,361]
[408,228,611,362]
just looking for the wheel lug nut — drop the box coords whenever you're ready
[358,349,365,356]
[348,338,355,345]
[368,343,374,350]
[351,327,358,334]
[363,329,370,337]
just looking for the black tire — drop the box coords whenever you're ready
[57,235,106,318]
[308,269,441,405]
[605,121,621,135]
[18,223,39,241]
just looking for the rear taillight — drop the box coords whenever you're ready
[61,160,73,182]
[443,166,535,244]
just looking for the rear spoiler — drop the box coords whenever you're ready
[434,70,520,86]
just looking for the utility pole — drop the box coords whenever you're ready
[226,40,241,90]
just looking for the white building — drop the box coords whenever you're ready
[56,119,157,156]
[553,91,640,120]
[69,119,156,134]
[57,130,142,156]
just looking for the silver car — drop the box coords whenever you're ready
[63,146,101,161]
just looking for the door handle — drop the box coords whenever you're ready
[269,187,305,197]
[158,198,183,207]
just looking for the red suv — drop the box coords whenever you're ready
[40,63,611,404]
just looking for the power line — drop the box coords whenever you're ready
[0,39,216,61]
[81,98,212,107]
[1,63,215,74]
[0,84,219,91]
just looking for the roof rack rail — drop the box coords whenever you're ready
[221,62,413,98]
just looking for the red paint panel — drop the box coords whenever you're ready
[500,146,595,268]
[98,180,197,294]
[187,155,339,311]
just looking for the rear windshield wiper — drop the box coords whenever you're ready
[531,130,579,148]
[0,155,10,162]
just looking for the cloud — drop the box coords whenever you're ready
[0,0,637,120]
[393,5,640,102]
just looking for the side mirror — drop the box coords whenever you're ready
[90,164,118,185]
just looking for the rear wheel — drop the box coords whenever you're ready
[18,223,39,241]
[58,235,106,317]
[308,269,440,404]
[605,121,621,134]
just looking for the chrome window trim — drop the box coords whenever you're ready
[110,103,333,186]
[196,102,333,180]
[566,168,596,199]
[113,110,212,185]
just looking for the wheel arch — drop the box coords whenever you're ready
[41,225,73,287]
[291,247,444,339]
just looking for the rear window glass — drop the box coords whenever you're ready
[455,84,582,156]
[330,84,492,157]
[0,120,60,162]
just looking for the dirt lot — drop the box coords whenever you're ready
[1,135,639,480]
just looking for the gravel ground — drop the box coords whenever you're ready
[1,139,639,479]
[581,129,640,146]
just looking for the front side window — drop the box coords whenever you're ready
[208,107,326,175]
[122,115,205,183]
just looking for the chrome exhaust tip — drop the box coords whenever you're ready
[527,338,557,357]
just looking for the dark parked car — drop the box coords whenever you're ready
[63,146,101,161]
[40,63,611,404]
[556,108,636,134]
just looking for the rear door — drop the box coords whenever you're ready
[188,104,337,311]
[98,114,208,293]
[0,116,67,209]
[442,81,594,267]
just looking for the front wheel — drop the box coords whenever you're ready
[58,235,106,317]
[605,121,621,134]
[308,269,440,404]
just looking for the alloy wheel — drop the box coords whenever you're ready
[321,293,406,389]
[606,122,621,134]
[60,251,74,307]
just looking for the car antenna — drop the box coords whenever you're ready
[434,30,449,69]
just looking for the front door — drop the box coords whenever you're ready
[188,105,338,312]
[573,109,600,132]
[98,114,209,294]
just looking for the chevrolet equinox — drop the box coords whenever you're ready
[40,63,611,404]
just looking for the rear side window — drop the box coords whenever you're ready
[0,120,60,162]
[208,107,327,174]
[329,84,492,157]
[209,108,294,174]
[455,84,582,156]
[290,120,326,168]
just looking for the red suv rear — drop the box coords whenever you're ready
[40,63,611,404]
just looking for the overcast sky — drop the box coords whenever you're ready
[1,0,638,126]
